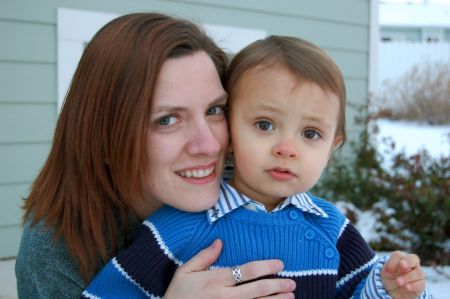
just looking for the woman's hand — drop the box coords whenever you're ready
[165,239,296,299]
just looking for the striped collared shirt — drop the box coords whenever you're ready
[207,180,328,223]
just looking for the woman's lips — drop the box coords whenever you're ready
[175,163,217,184]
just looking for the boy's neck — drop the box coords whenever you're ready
[228,177,284,212]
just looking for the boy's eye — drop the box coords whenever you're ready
[303,129,321,140]
[207,105,224,116]
[255,120,274,131]
[157,115,178,126]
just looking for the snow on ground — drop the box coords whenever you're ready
[372,120,450,298]
[424,266,450,299]
[375,119,450,159]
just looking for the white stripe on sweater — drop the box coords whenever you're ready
[278,268,338,277]
[81,290,101,299]
[336,255,378,288]
[143,220,183,266]
[210,265,337,278]
[111,257,162,299]
[338,218,350,239]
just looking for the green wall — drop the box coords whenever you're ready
[0,0,371,258]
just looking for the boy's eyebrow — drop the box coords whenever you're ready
[252,102,335,129]
[303,115,334,129]
[250,102,283,113]
[153,92,228,114]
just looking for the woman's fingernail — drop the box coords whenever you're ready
[211,239,220,249]
[276,260,284,270]
[287,280,296,290]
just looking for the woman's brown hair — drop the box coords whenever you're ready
[23,12,228,281]
[227,35,347,146]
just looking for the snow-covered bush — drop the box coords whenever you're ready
[313,123,450,265]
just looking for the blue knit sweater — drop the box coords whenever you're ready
[82,191,388,299]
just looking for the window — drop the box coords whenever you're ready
[57,8,266,112]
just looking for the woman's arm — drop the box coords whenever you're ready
[16,219,86,298]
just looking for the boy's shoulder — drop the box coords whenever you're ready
[139,205,213,259]
[147,205,206,222]
[144,205,209,235]
[305,194,348,242]
[308,194,345,220]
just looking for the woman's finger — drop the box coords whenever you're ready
[220,259,285,286]
[258,293,295,299]
[231,278,296,299]
[179,239,223,273]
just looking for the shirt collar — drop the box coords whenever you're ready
[207,180,328,223]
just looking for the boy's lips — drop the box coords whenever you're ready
[267,167,296,180]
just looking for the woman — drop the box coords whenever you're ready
[15,12,296,298]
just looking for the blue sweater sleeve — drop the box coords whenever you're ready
[335,219,377,298]
[360,255,432,299]
[82,206,204,299]
[81,221,175,298]
[81,258,152,299]
[336,222,432,299]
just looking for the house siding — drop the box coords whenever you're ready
[0,0,371,258]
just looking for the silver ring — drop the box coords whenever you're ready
[231,266,243,284]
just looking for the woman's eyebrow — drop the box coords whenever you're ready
[211,92,228,105]
[152,93,228,114]
[152,105,186,114]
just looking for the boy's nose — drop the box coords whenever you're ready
[272,140,298,159]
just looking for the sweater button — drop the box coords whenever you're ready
[325,248,335,258]
[289,210,299,220]
[305,229,315,240]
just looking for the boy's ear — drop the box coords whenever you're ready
[327,135,343,161]
[332,135,344,151]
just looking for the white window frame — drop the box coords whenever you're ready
[57,8,266,112]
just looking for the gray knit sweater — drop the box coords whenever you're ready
[15,216,139,298]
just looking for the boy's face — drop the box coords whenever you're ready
[229,65,342,210]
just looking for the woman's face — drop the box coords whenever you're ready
[140,51,228,217]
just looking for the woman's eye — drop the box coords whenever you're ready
[255,120,274,131]
[156,115,178,127]
[303,129,321,140]
[207,105,225,116]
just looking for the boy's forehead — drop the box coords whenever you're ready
[240,63,312,87]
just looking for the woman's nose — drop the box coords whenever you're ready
[272,139,298,159]
[186,124,223,156]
